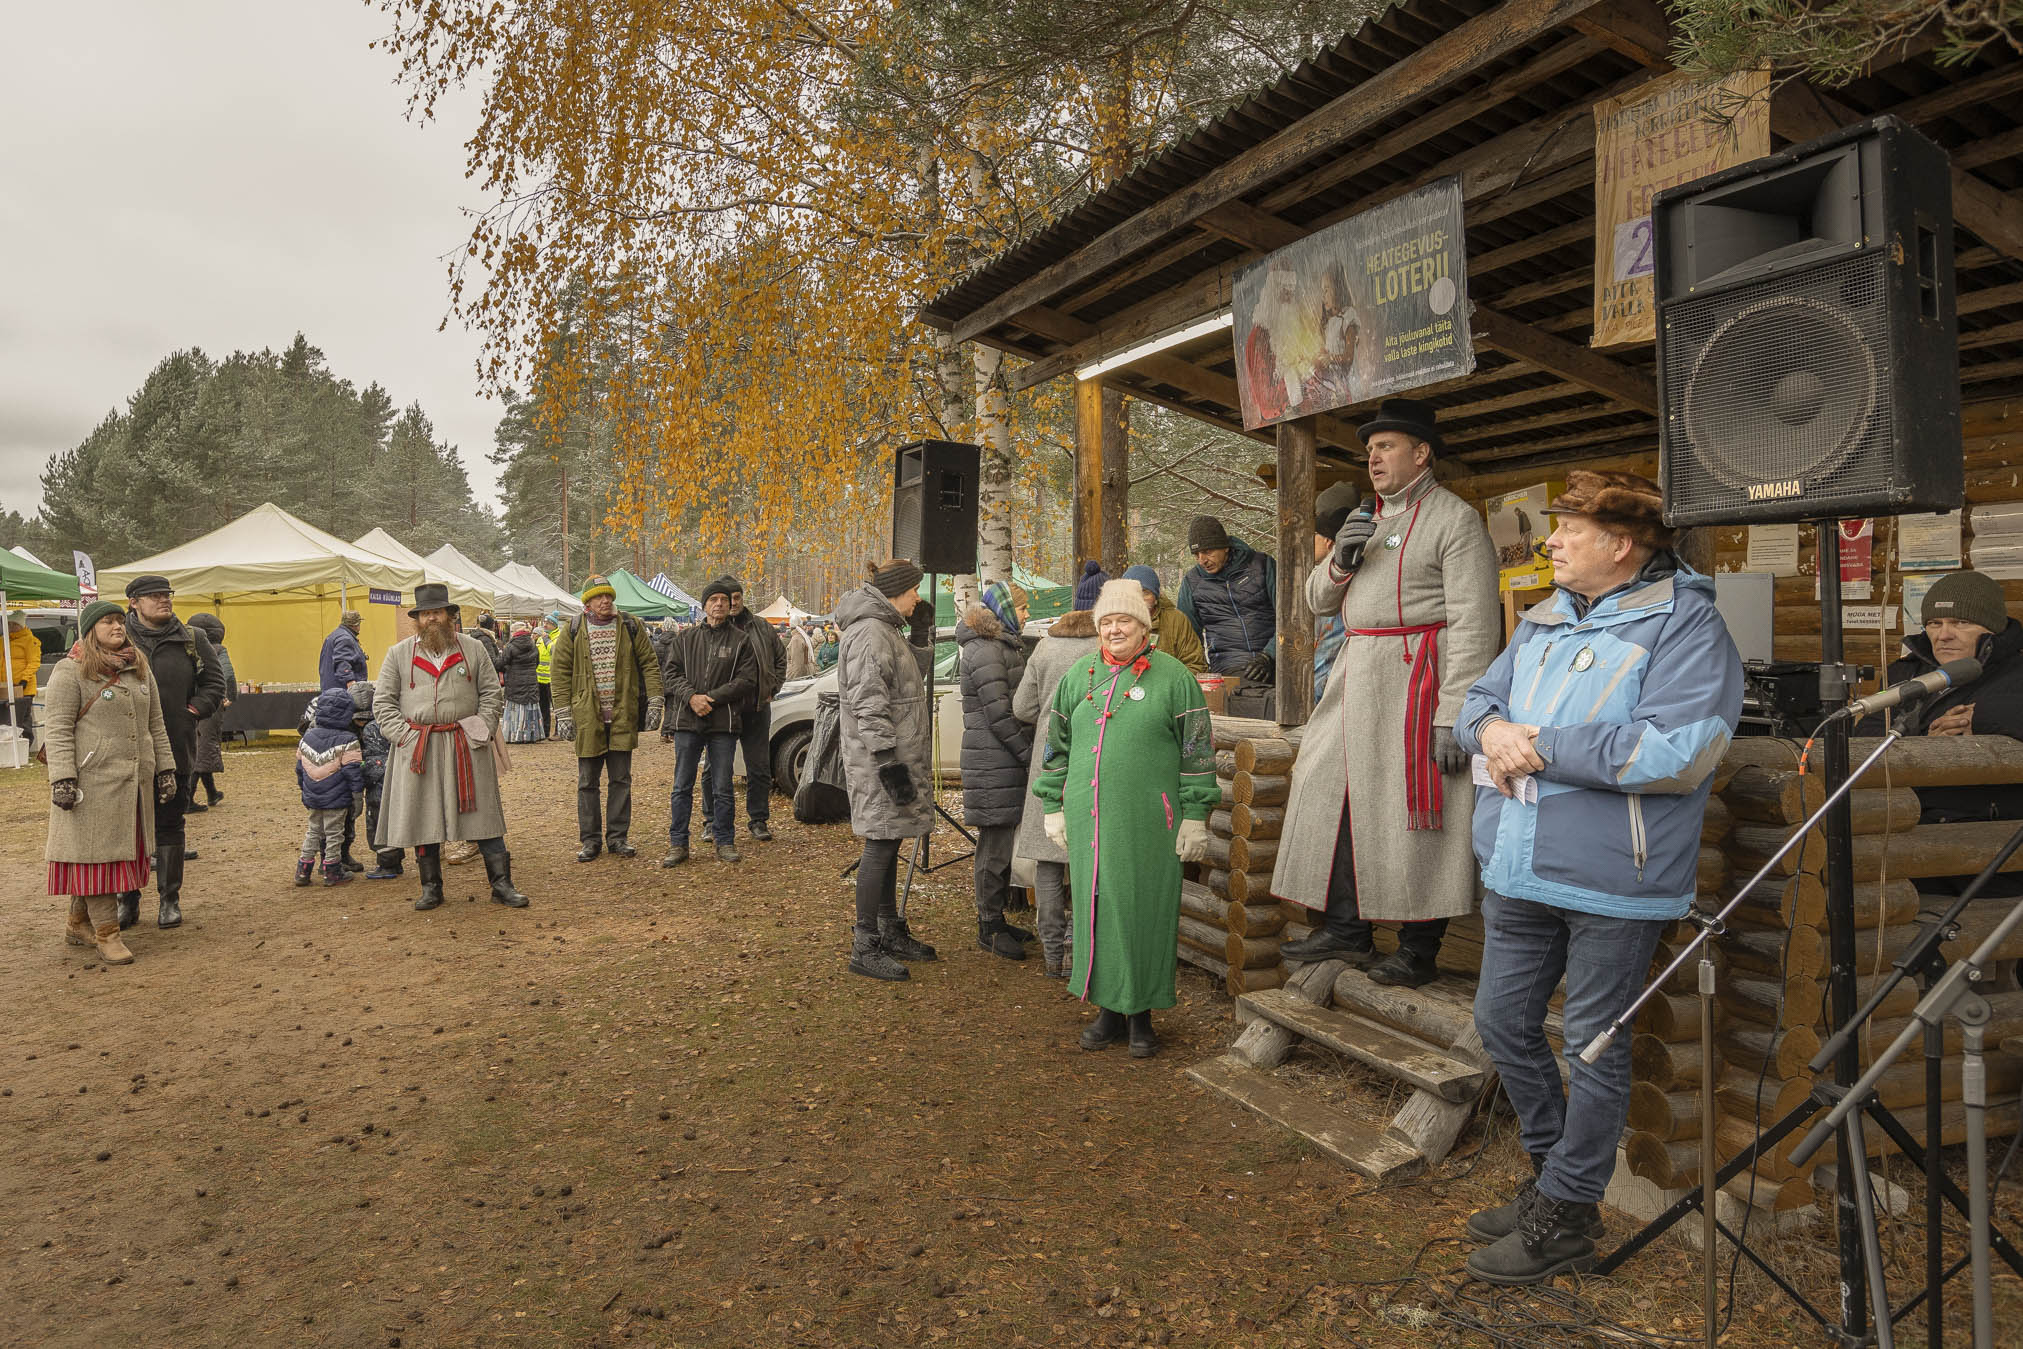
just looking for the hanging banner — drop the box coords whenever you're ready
[1839,519,1873,600]
[1591,69,1770,348]
[72,550,97,599]
[1231,176,1473,430]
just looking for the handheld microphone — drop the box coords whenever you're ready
[1844,658,1982,720]
[1337,495,1379,572]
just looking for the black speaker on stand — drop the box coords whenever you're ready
[1603,116,1974,1345]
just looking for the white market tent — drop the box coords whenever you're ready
[354,528,495,615]
[495,561,584,615]
[100,502,425,687]
[426,545,545,619]
[757,594,817,625]
[8,544,52,570]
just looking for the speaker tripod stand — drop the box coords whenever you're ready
[897,573,973,919]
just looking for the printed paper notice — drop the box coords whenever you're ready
[1842,605,1896,630]
[1745,523,1800,576]
[1898,510,1962,571]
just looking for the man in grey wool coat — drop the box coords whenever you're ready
[1273,398,1499,987]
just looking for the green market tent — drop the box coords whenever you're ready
[1,550,82,602]
[608,568,687,620]
[930,566,1070,628]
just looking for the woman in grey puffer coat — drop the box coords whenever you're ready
[957,587,1032,959]
[834,565,937,981]
[1010,609,1098,976]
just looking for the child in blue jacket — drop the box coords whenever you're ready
[296,686,365,887]
[351,681,404,879]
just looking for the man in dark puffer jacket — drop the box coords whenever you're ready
[661,581,759,866]
[958,584,1033,960]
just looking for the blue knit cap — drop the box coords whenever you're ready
[1071,559,1108,611]
[1121,565,1160,599]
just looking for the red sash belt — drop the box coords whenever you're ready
[409,722,478,815]
[1346,621,1447,832]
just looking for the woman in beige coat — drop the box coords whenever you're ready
[43,600,178,965]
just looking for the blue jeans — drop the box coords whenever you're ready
[670,731,736,848]
[1474,889,1669,1205]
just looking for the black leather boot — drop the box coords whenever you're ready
[1079,1008,1128,1051]
[848,928,909,981]
[155,845,184,928]
[482,844,529,908]
[414,847,445,911]
[977,918,1026,960]
[1468,1154,1607,1244]
[879,918,937,961]
[1466,1191,1601,1285]
[1127,1010,1159,1058]
[1278,923,1378,965]
[115,892,141,931]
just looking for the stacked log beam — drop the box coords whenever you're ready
[1179,720,1300,995]
[1627,735,2023,1196]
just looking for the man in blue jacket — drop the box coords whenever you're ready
[320,610,369,690]
[1453,471,1741,1285]
[1175,516,1278,681]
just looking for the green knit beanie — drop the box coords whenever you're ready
[1921,569,2008,634]
[78,600,124,637]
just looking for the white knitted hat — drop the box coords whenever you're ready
[1092,577,1153,629]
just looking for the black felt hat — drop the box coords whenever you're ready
[408,582,461,617]
[1358,397,1444,455]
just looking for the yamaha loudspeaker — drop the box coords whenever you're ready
[891,440,980,574]
[1655,115,1960,526]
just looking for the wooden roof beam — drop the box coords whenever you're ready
[949,0,1609,344]
[1471,304,1660,412]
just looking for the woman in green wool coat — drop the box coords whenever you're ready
[1035,579,1218,1058]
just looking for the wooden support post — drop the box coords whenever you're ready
[1276,416,1318,726]
[1074,377,1104,569]
[1101,387,1130,572]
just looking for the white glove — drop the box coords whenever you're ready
[1044,813,1067,850]
[1175,817,1211,863]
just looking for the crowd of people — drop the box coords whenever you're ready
[36,394,2023,1289]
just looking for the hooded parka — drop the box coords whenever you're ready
[834,584,933,840]
[955,603,1031,827]
[498,630,541,703]
[42,655,176,866]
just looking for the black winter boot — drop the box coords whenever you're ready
[1467,1156,1607,1243]
[414,848,445,911]
[294,857,316,887]
[367,851,403,880]
[879,918,938,962]
[156,845,185,928]
[978,918,1026,960]
[1367,947,1439,987]
[1465,1190,1601,1285]
[848,928,909,981]
[340,850,365,873]
[321,860,353,887]
[483,846,530,908]
[1079,1008,1127,1051]
[1279,908,1377,966]
[1127,1011,1160,1058]
[115,892,141,931]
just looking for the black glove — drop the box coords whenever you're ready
[1432,726,1468,776]
[1332,507,1378,573]
[51,778,79,811]
[906,601,935,647]
[877,761,918,807]
[1242,650,1275,685]
[155,770,180,804]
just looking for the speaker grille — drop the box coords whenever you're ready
[1662,252,1893,522]
[891,488,923,564]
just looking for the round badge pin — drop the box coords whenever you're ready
[1384,533,1403,550]
[1572,646,1595,672]
[1127,686,1146,701]
[101,689,115,700]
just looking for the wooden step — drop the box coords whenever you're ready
[1236,989,1487,1103]
[1185,1054,1423,1181]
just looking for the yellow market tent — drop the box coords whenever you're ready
[354,529,495,615]
[425,545,544,619]
[101,503,424,688]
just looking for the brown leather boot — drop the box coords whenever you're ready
[65,896,94,947]
[85,896,134,965]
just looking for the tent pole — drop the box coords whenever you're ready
[2,588,18,742]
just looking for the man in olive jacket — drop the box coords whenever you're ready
[548,575,664,861]
[118,574,226,930]
[722,577,788,842]
[661,579,759,865]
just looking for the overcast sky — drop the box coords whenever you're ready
[1,1,504,518]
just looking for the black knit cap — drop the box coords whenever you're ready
[1187,516,1230,552]
[701,575,738,604]
[873,559,924,597]
[124,574,172,599]
[1923,569,2009,633]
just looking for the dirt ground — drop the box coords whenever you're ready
[3,740,2018,1348]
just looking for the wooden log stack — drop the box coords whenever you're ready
[1178,719,1298,997]
[1619,734,2023,1198]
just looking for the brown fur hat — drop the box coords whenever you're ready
[1547,470,1675,551]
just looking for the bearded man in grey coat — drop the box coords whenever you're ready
[373,584,530,913]
[1274,398,1499,987]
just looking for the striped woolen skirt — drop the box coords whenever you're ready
[47,809,150,896]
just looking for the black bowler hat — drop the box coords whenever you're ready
[124,574,173,599]
[408,582,461,617]
[1358,397,1444,456]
